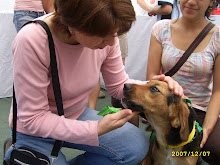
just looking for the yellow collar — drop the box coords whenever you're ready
[168,121,196,149]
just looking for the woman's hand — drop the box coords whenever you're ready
[152,74,184,97]
[148,8,157,16]
[97,109,139,136]
[200,128,211,148]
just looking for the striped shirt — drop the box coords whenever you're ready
[151,20,220,111]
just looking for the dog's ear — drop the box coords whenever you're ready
[178,101,190,142]
[167,94,190,142]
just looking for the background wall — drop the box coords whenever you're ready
[0,0,15,12]
[0,0,16,98]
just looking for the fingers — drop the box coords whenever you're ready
[152,74,183,97]
[166,77,183,96]
[152,74,166,81]
[97,109,138,136]
[200,129,209,148]
[148,13,157,16]
[182,95,189,99]
[200,135,208,149]
[113,109,138,124]
[114,109,132,119]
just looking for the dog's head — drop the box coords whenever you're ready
[122,80,190,143]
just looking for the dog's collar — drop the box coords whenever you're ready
[150,121,200,149]
[183,99,192,107]
[168,121,196,148]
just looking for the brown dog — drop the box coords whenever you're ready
[122,80,202,165]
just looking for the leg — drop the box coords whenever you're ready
[195,109,220,165]
[142,138,153,165]
[4,108,149,165]
[118,34,128,66]
[66,107,149,165]
[201,118,220,165]
[13,10,45,32]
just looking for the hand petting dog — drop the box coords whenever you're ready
[152,74,184,97]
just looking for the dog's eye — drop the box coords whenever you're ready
[150,86,160,92]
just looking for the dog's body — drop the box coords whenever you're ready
[122,80,202,165]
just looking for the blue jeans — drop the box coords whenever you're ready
[5,107,149,165]
[13,10,45,32]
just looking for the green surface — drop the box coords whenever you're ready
[97,106,120,116]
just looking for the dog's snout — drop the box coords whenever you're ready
[124,84,132,91]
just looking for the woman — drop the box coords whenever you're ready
[147,0,220,164]
[4,0,183,164]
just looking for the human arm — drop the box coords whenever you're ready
[41,0,54,13]
[148,4,173,16]
[137,0,172,16]
[147,29,183,96]
[137,0,151,12]
[200,54,220,148]
[146,34,163,80]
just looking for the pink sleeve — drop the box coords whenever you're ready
[11,24,99,146]
[151,21,163,43]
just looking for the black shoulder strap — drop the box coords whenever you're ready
[12,20,63,158]
[165,22,215,77]
[34,20,64,117]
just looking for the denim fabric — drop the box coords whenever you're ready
[13,10,45,32]
[5,107,149,165]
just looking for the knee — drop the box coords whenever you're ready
[125,144,148,165]
[202,140,220,164]
[119,128,149,165]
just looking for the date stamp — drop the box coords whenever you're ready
[172,151,210,157]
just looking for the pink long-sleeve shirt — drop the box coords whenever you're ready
[9,19,146,146]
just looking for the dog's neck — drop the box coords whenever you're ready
[167,107,195,146]
[167,121,196,148]
[166,109,194,147]
[152,109,195,148]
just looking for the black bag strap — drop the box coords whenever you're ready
[165,22,215,77]
[12,87,17,146]
[12,20,64,158]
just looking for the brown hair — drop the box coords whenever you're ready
[52,0,136,37]
[205,0,220,18]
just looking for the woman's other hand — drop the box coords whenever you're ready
[97,109,139,136]
[200,128,211,148]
